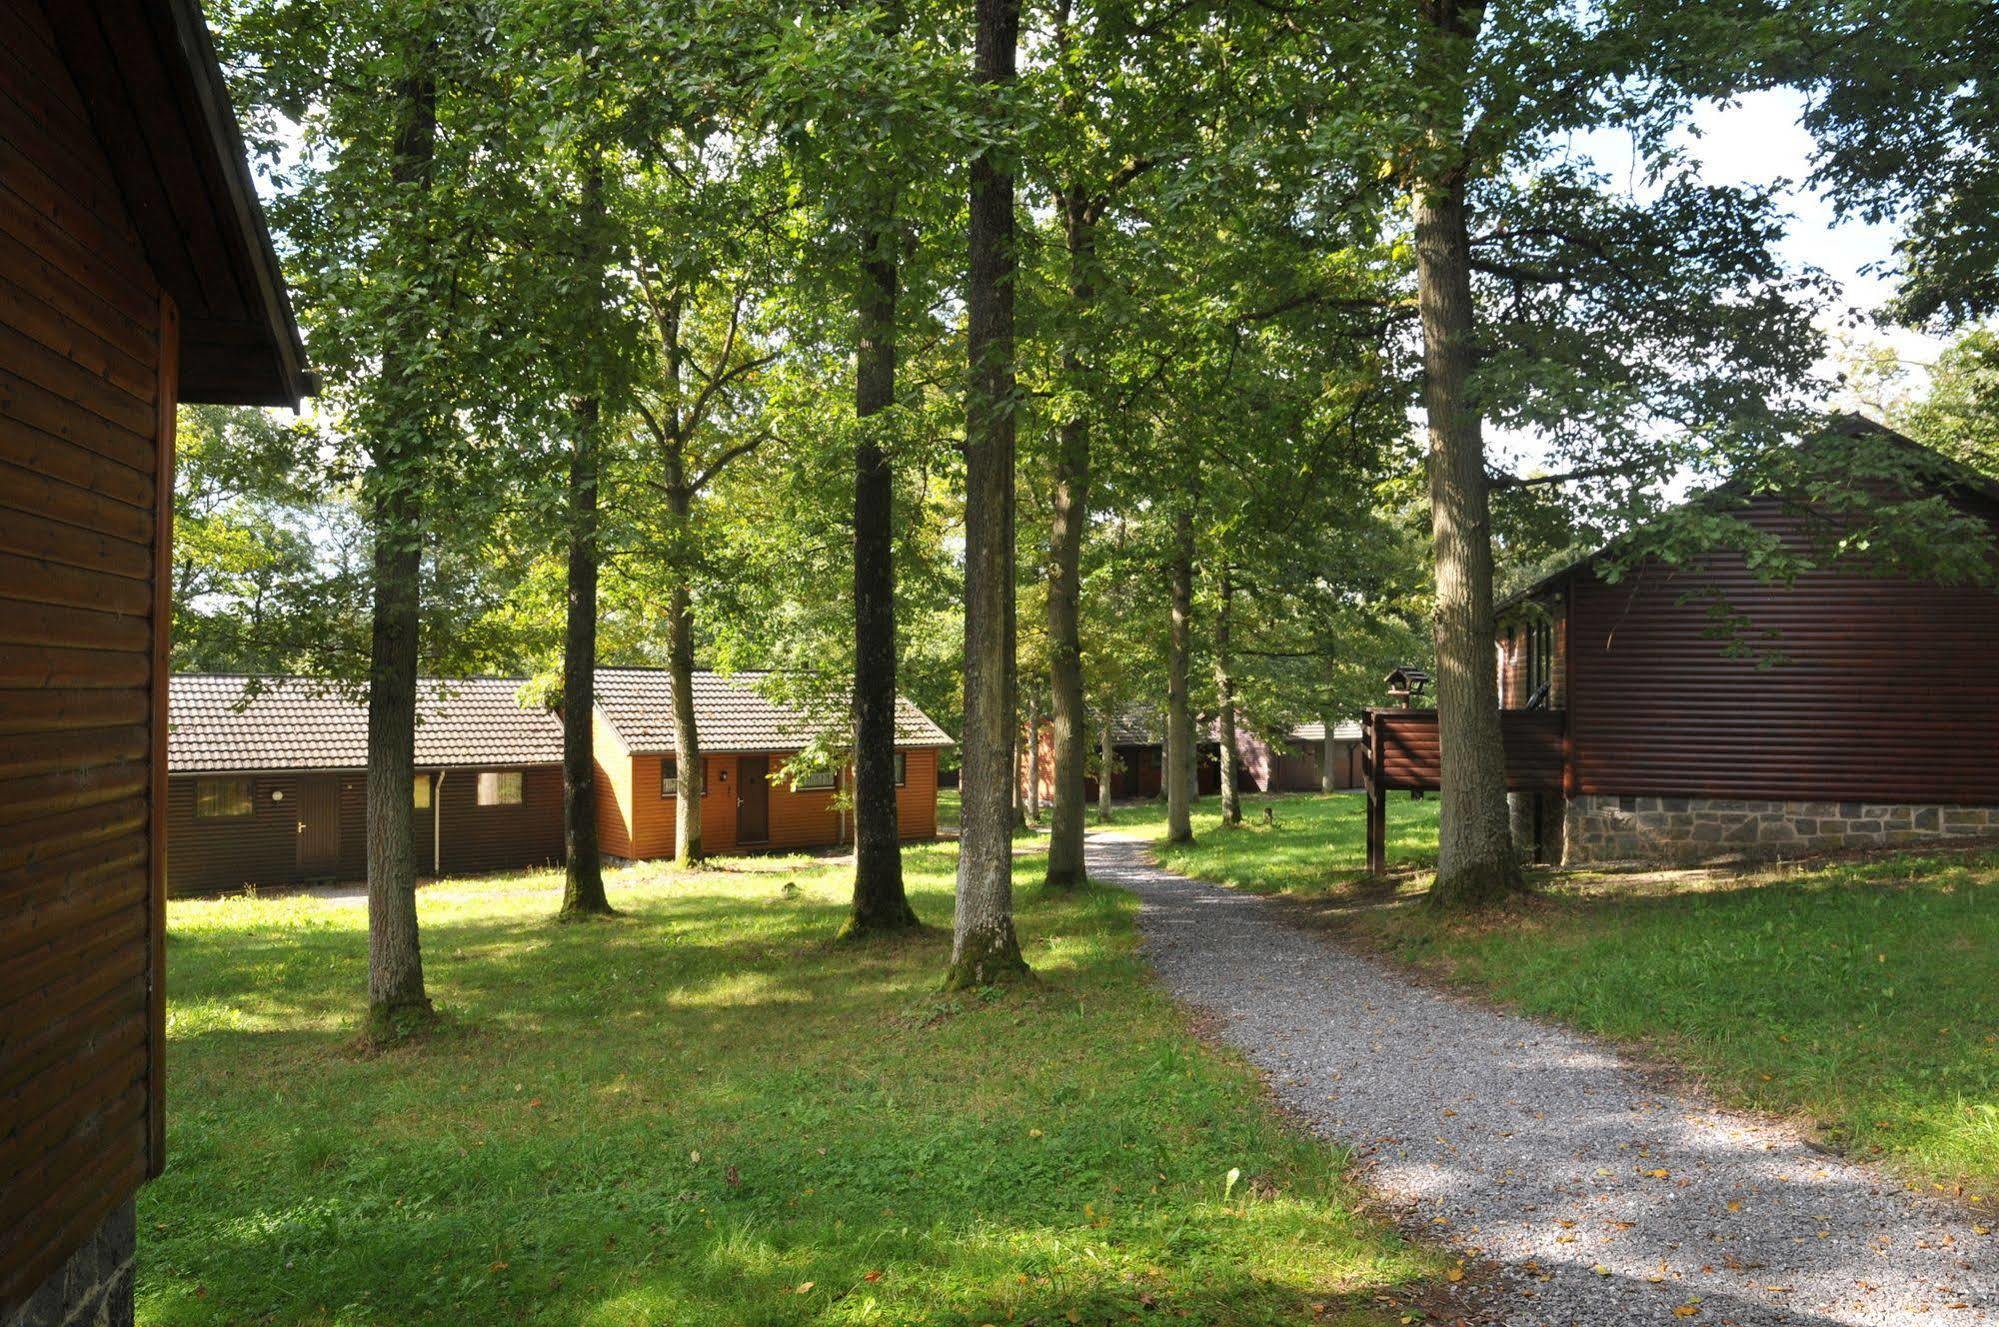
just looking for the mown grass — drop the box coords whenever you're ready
[1104,791,1440,893]
[143,839,1436,1327]
[1096,791,1999,1199]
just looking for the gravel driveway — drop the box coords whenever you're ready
[1091,832,1997,1326]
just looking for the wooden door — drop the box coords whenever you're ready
[737,755,769,843]
[296,775,341,874]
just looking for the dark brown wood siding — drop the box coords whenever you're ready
[432,765,564,877]
[0,6,166,1308]
[165,766,566,893]
[1365,708,1565,793]
[1567,494,1999,803]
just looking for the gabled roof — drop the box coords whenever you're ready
[1498,414,1999,613]
[593,669,953,754]
[169,675,562,773]
[44,0,310,406]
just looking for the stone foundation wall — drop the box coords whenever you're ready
[4,1200,134,1327]
[1564,794,1999,865]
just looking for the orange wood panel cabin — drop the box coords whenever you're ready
[591,669,950,858]
[0,2,309,1321]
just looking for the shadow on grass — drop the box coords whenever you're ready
[147,840,1437,1326]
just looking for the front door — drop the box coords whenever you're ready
[737,756,769,843]
[296,775,341,874]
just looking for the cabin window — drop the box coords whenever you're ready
[1527,621,1554,701]
[195,777,253,819]
[794,767,836,792]
[894,751,908,787]
[414,775,432,810]
[477,771,524,806]
[661,757,707,798]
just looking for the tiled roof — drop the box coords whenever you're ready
[1102,706,1163,745]
[1287,720,1364,744]
[168,675,564,774]
[594,669,953,754]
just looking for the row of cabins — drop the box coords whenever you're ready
[1020,710,1365,804]
[167,669,951,893]
[1363,418,1999,868]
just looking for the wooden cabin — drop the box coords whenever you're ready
[1,1,310,1320]
[592,669,950,857]
[166,676,566,892]
[1265,720,1364,791]
[1365,419,1999,869]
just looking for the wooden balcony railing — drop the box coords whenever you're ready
[1360,707,1566,873]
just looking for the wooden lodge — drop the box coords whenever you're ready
[1362,419,1999,870]
[165,676,567,893]
[1,1,311,1319]
[592,668,950,858]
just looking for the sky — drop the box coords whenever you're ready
[1577,88,1939,378]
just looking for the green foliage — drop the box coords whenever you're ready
[141,844,1436,1325]
[1797,0,1999,326]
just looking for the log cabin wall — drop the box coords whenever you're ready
[431,765,563,877]
[164,766,565,893]
[1566,493,1999,804]
[0,4,169,1308]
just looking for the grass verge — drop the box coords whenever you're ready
[143,839,1435,1326]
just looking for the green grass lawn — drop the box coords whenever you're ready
[1093,791,1999,1200]
[144,840,1436,1327]
[1102,791,1440,892]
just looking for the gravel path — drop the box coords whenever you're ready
[1092,832,1997,1327]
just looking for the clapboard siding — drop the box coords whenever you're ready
[165,766,566,893]
[164,774,299,893]
[613,746,944,860]
[0,7,167,1309]
[432,765,564,877]
[1365,709,1566,793]
[1567,494,1999,803]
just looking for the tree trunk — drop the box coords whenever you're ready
[1320,709,1339,793]
[1096,712,1114,823]
[848,224,917,936]
[949,0,1029,989]
[651,294,707,870]
[558,392,611,916]
[559,163,611,919]
[1413,0,1525,910]
[665,490,704,869]
[363,59,436,1042]
[1214,564,1240,826]
[1165,506,1196,844]
[1043,188,1093,888]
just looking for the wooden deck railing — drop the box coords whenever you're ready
[1361,707,1566,873]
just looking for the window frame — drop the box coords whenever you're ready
[194,777,253,820]
[477,770,524,807]
[893,751,907,787]
[661,756,708,799]
[793,765,837,792]
[414,774,433,810]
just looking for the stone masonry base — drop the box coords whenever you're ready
[4,1201,134,1327]
[1563,793,1999,865]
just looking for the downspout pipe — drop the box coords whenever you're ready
[433,769,446,876]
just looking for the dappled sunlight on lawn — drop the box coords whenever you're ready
[1100,791,1440,895]
[144,838,1437,1326]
